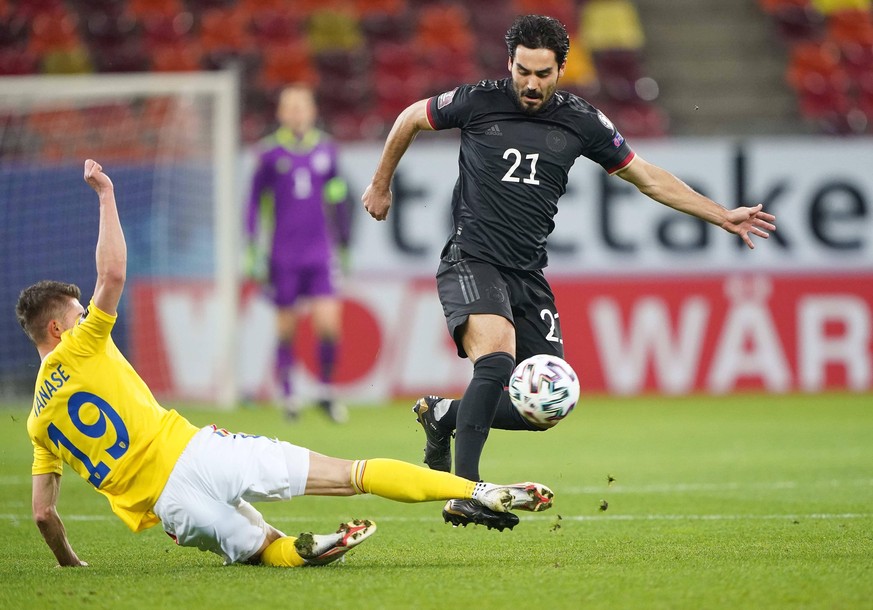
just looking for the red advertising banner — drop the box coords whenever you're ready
[129,274,873,401]
[553,274,872,394]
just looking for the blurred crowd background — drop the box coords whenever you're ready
[3,0,873,146]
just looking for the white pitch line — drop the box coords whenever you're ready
[534,512,873,522]
[551,478,873,495]
[3,477,871,494]
[1,512,871,524]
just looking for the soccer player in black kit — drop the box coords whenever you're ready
[363,15,777,530]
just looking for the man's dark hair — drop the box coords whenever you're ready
[16,280,81,345]
[505,15,570,67]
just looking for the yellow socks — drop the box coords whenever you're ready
[260,536,306,567]
[350,458,475,502]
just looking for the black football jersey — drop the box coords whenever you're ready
[426,78,635,270]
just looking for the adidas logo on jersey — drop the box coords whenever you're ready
[485,124,502,136]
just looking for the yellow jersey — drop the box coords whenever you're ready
[26,300,198,532]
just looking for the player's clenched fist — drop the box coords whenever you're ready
[362,183,392,221]
[84,159,113,194]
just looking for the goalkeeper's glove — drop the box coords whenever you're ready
[337,245,352,277]
[245,243,268,283]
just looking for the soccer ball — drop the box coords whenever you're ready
[508,354,580,429]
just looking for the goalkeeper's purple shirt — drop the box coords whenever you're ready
[246,127,350,267]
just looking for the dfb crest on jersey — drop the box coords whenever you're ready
[546,128,567,152]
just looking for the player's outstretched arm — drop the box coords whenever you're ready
[32,474,87,567]
[84,159,127,315]
[616,155,776,249]
[362,99,433,221]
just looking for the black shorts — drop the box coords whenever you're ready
[435,251,565,360]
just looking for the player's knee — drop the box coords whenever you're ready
[473,351,516,384]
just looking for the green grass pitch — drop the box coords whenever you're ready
[1,393,871,609]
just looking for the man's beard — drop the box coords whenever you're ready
[515,88,546,115]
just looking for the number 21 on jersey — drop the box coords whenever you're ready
[502,148,540,185]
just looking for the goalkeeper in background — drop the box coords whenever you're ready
[15,160,554,569]
[245,84,353,423]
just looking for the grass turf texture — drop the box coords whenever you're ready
[1,393,871,610]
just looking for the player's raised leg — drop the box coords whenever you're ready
[307,454,553,523]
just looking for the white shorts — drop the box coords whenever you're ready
[153,425,310,564]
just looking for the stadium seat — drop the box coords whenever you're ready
[314,49,373,114]
[127,0,186,19]
[770,3,827,43]
[840,39,873,79]
[197,5,260,73]
[797,81,853,114]
[352,0,408,16]
[0,8,28,49]
[237,0,286,12]
[360,10,414,45]
[787,40,856,131]
[759,0,812,13]
[0,47,39,75]
[68,0,128,30]
[786,41,848,91]
[811,0,871,14]
[856,72,873,129]
[82,10,138,48]
[761,0,873,134]
[140,12,195,48]
[199,6,252,54]
[798,87,855,132]
[372,41,419,83]
[415,3,474,55]
[314,48,369,79]
[372,68,429,124]
[282,0,342,16]
[326,112,366,141]
[593,49,646,102]
[11,0,65,19]
[469,0,515,75]
[184,0,236,13]
[307,9,363,53]
[562,34,599,93]
[27,7,82,55]
[259,41,318,93]
[88,36,149,72]
[249,9,302,44]
[609,101,670,138]
[150,42,203,72]
[827,7,873,44]
[581,0,646,51]
[66,0,129,15]
[40,47,94,74]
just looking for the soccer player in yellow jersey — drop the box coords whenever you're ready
[16,159,555,569]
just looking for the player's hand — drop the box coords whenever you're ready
[83,159,114,195]
[721,204,776,249]
[244,243,268,284]
[362,183,392,221]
